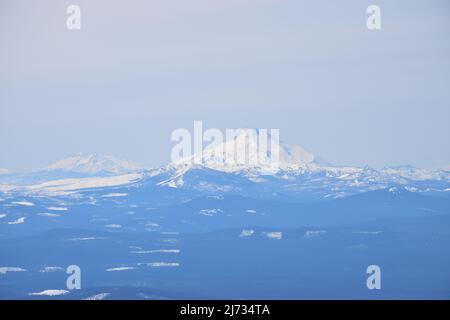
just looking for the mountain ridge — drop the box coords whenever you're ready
[0,134,449,200]
[41,152,142,175]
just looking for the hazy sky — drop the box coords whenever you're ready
[1,0,449,171]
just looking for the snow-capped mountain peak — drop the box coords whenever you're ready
[0,168,10,175]
[158,129,352,189]
[42,153,141,175]
[172,128,324,174]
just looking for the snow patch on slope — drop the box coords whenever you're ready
[23,174,142,195]
[85,293,111,300]
[12,201,34,206]
[29,290,69,296]
[0,267,26,274]
[8,217,26,225]
[264,231,283,240]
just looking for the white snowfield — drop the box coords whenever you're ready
[38,213,61,217]
[131,249,180,254]
[198,208,223,216]
[0,213,6,218]
[14,173,142,195]
[240,229,255,237]
[353,231,383,235]
[67,237,107,241]
[105,224,122,229]
[47,207,68,211]
[8,217,26,225]
[106,267,136,272]
[11,201,35,206]
[264,232,283,240]
[0,154,142,195]
[145,222,160,228]
[162,238,179,244]
[138,262,180,268]
[28,290,69,296]
[0,267,26,274]
[39,266,64,273]
[84,293,111,300]
[101,193,128,198]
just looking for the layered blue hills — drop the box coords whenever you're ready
[1,146,449,299]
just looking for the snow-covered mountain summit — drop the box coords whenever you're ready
[42,153,142,175]
[0,153,143,195]
[159,128,370,191]
[0,136,449,200]
[171,128,330,174]
[151,130,450,198]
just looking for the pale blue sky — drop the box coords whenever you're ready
[1,0,449,171]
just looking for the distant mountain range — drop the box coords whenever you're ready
[1,134,450,299]
[0,132,449,201]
